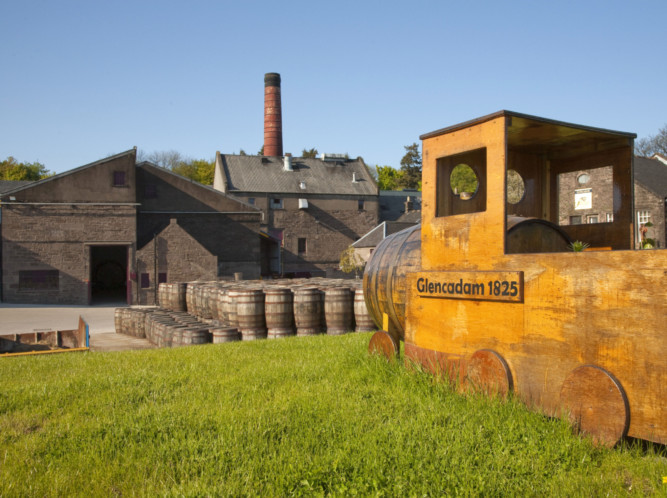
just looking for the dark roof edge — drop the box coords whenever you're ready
[419,110,637,141]
[356,156,379,193]
[0,148,137,198]
[137,161,261,212]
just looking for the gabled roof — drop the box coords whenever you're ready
[215,154,377,196]
[0,149,137,198]
[0,180,34,195]
[352,221,418,248]
[137,161,259,212]
[634,156,667,198]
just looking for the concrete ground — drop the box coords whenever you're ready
[0,302,156,352]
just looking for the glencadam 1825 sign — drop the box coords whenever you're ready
[415,271,524,303]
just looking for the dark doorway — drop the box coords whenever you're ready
[90,245,128,305]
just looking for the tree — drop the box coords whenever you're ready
[301,148,318,158]
[239,149,247,156]
[0,157,51,181]
[258,145,265,156]
[635,124,667,157]
[398,143,421,190]
[339,246,365,278]
[171,158,215,185]
[139,149,215,185]
[450,164,478,195]
[375,165,403,190]
[145,150,184,170]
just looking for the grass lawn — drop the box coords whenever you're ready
[1,333,665,496]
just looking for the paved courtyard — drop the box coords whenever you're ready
[0,303,155,352]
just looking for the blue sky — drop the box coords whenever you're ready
[2,0,666,174]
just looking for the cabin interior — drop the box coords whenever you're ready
[434,112,637,254]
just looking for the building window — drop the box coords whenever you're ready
[358,200,364,210]
[113,171,126,187]
[144,183,157,198]
[298,238,307,255]
[637,210,651,225]
[271,198,283,209]
[577,173,590,185]
[140,273,150,288]
[606,213,614,222]
[587,215,599,224]
[247,198,255,205]
[19,270,59,290]
[569,215,582,225]
[158,272,167,284]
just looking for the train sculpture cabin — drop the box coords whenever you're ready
[364,111,666,446]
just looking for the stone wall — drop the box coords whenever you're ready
[1,205,136,304]
[557,166,614,225]
[558,165,665,248]
[264,196,379,275]
[635,183,665,248]
[136,219,218,305]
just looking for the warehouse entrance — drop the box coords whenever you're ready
[90,245,129,304]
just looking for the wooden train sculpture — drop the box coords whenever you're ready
[363,111,665,446]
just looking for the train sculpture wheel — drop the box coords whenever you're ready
[368,331,399,360]
[560,365,630,447]
[466,349,513,397]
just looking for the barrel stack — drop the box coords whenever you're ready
[117,278,375,347]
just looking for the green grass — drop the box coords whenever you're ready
[1,333,665,496]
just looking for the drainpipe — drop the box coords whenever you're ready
[153,232,158,305]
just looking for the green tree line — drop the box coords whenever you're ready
[0,157,52,181]
[372,143,422,191]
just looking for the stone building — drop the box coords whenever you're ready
[352,190,422,262]
[211,72,380,277]
[213,152,379,277]
[557,155,667,248]
[0,149,262,305]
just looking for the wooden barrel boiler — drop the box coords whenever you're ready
[363,224,421,341]
[363,219,572,341]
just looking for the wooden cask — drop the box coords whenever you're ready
[506,217,572,253]
[354,288,375,332]
[236,289,267,341]
[324,287,354,335]
[265,287,295,338]
[211,327,241,343]
[363,224,422,340]
[294,287,322,336]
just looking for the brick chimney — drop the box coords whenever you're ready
[264,73,283,157]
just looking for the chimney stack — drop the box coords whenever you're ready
[264,73,283,157]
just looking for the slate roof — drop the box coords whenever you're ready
[216,154,377,195]
[379,189,422,222]
[634,156,667,198]
[0,180,34,195]
[353,221,419,248]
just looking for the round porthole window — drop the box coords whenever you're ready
[507,169,525,205]
[450,164,478,200]
[577,173,590,185]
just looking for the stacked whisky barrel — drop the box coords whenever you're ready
[115,278,377,348]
